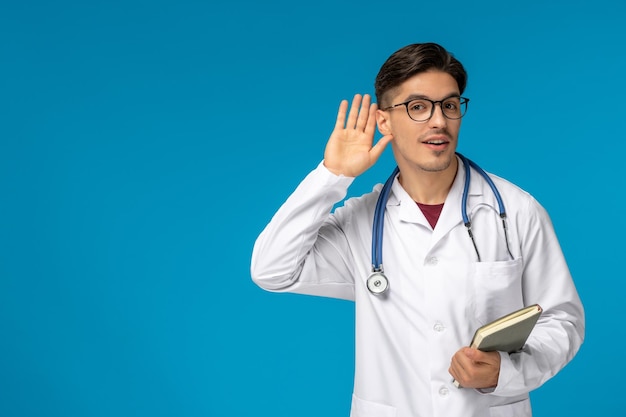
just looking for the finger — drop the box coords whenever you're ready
[451,351,470,379]
[355,94,371,131]
[335,99,349,130]
[449,359,464,384]
[363,102,378,137]
[346,94,363,129]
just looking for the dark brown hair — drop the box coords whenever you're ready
[374,43,467,107]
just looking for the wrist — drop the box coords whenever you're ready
[322,160,355,178]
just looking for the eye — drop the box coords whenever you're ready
[408,100,428,111]
[443,100,459,110]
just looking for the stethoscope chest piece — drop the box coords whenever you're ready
[367,271,389,295]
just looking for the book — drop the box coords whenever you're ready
[453,304,542,388]
[470,304,542,352]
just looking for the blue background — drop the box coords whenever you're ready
[1,0,623,415]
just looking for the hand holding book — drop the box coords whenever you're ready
[452,304,542,388]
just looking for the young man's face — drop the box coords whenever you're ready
[377,70,462,174]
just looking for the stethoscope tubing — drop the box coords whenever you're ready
[371,166,399,273]
[368,153,511,295]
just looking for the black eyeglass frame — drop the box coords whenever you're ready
[382,96,470,122]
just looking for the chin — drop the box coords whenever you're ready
[418,152,455,173]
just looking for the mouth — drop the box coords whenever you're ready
[424,138,449,145]
[422,134,451,148]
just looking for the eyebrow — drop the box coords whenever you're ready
[401,93,461,102]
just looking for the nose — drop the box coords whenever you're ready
[428,102,448,128]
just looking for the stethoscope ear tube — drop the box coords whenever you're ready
[457,153,514,261]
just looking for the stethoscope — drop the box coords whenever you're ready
[366,153,514,295]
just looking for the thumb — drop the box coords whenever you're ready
[369,134,393,160]
[463,347,478,359]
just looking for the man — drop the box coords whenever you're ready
[250,43,584,417]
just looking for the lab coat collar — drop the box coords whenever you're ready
[386,156,487,239]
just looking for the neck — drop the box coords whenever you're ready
[397,157,458,204]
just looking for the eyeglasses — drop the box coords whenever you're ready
[383,96,469,122]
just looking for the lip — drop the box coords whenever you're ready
[421,134,451,148]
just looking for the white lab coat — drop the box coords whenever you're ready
[251,157,584,417]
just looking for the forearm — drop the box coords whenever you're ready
[491,302,584,397]
[250,162,355,297]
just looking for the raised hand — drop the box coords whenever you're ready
[323,94,393,177]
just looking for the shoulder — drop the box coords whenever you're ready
[332,183,382,224]
[486,172,552,226]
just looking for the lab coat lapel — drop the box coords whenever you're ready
[389,178,430,227]
[386,158,487,241]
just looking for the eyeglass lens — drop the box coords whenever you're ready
[407,98,467,121]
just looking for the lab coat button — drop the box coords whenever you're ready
[433,322,445,332]
[426,257,438,266]
[439,386,449,397]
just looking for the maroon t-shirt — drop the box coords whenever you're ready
[416,202,445,229]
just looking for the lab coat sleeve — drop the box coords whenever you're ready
[490,195,585,397]
[250,162,358,301]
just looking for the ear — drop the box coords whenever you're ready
[376,109,392,135]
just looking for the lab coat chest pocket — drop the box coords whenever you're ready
[470,258,524,325]
[350,394,397,417]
